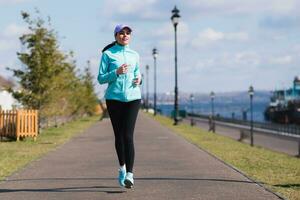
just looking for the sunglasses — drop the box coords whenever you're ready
[118,31,131,36]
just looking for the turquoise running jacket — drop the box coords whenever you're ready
[98,43,142,102]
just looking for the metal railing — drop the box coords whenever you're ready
[188,113,300,137]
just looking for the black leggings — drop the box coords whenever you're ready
[106,99,141,173]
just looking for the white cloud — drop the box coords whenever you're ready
[149,23,173,39]
[233,51,260,66]
[154,22,189,43]
[191,28,249,47]
[269,55,293,65]
[272,35,286,41]
[0,39,18,51]
[181,51,257,78]
[95,0,295,91]
[89,57,100,75]
[89,57,99,68]
[226,32,249,41]
[198,28,224,41]
[183,0,298,16]
[0,0,296,93]
[2,24,30,38]
[0,24,30,53]
[0,58,19,79]
[0,0,32,5]
[102,0,158,18]
[268,0,298,15]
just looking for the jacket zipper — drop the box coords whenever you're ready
[123,49,127,100]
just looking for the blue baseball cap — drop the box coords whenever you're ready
[114,24,132,35]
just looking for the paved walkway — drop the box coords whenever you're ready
[0,112,282,199]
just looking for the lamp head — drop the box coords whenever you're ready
[171,6,180,27]
[190,94,194,100]
[152,48,158,58]
[210,91,215,99]
[248,86,254,97]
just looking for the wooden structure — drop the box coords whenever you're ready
[0,110,38,141]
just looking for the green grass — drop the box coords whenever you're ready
[0,115,100,181]
[151,114,300,200]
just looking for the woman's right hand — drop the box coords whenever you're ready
[116,64,128,75]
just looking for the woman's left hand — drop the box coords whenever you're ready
[133,76,142,86]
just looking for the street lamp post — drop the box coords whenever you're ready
[152,48,158,116]
[210,91,215,133]
[190,94,195,126]
[248,86,254,146]
[171,6,180,125]
[146,65,149,112]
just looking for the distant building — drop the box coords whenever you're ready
[0,75,19,110]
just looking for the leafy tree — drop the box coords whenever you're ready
[8,10,98,124]
[81,61,98,116]
[10,10,65,113]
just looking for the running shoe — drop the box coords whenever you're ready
[118,168,126,187]
[124,172,134,189]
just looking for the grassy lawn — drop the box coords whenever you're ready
[0,115,100,181]
[151,114,300,200]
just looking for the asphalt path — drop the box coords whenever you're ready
[0,112,283,200]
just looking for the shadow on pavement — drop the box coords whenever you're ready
[0,177,262,195]
[136,177,262,184]
[0,186,125,194]
[4,177,261,185]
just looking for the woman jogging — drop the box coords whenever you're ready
[98,24,142,189]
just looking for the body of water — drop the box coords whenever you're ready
[157,101,269,122]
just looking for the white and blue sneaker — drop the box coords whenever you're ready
[118,166,126,187]
[124,172,134,189]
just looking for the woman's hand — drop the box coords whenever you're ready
[116,64,129,75]
[133,75,142,86]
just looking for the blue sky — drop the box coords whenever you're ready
[0,0,299,97]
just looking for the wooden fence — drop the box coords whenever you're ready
[0,110,38,141]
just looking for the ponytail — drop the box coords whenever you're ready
[102,41,116,52]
